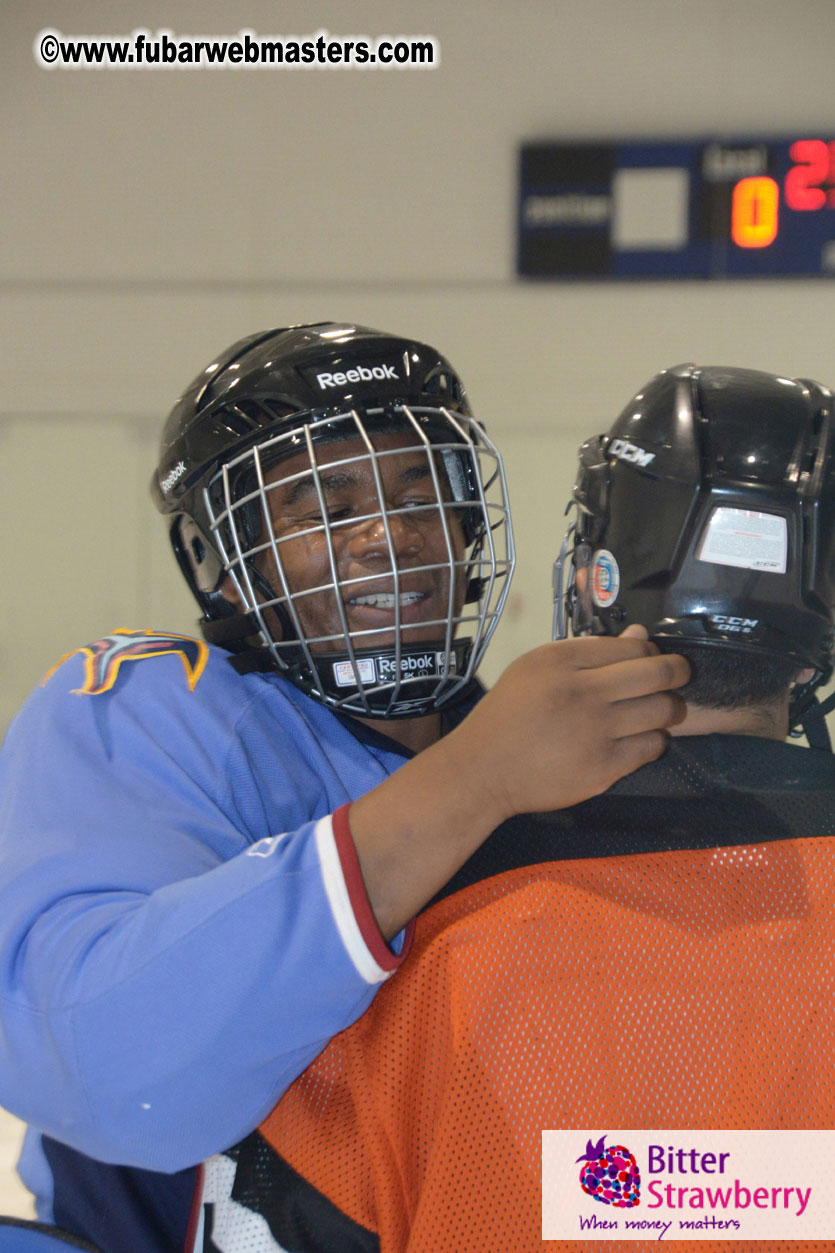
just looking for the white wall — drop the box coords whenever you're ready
[3,0,835,729]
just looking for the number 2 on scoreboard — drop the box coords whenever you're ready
[784,139,835,211]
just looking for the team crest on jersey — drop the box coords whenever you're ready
[43,629,209,695]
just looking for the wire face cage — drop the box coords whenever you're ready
[205,404,515,717]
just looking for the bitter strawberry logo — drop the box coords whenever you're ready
[577,1134,641,1208]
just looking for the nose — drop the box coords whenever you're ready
[344,509,424,562]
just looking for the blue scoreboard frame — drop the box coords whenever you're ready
[518,138,835,279]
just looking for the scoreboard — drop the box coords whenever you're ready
[517,138,835,279]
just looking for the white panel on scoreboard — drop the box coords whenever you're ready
[612,167,689,250]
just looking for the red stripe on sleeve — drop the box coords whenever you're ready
[332,803,414,973]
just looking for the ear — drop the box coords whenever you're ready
[796,666,816,685]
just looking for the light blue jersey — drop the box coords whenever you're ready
[0,630,416,1198]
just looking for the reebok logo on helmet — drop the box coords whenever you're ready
[160,460,187,495]
[316,363,399,390]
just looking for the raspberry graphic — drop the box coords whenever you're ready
[576,1134,641,1208]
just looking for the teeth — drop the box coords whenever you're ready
[351,592,424,609]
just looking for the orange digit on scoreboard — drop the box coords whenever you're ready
[731,175,779,248]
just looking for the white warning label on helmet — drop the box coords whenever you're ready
[698,507,788,573]
[333,658,376,687]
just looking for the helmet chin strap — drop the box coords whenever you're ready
[200,563,295,658]
[286,637,472,719]
[788,671,835,750]
[203,626,473,713]
[198,611,275,674]
[551,521,577,640]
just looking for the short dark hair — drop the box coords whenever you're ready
[656,643,799,710]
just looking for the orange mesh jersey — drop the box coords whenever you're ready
[201,735,835,1252]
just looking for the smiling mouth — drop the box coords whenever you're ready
[348,591,427,610]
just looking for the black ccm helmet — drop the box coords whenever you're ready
[554,364,835,741]
[152,322,514,718]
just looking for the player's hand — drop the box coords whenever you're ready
[446,629,689,824]
[349,628,689,938]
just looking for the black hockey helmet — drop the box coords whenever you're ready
[152,322,514,718]
[554,364,835,737]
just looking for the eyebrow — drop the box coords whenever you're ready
[277,461,433,508]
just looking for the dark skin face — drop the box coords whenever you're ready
[253,432,468,653]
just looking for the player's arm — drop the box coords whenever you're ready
[0,666,404,1172]
[350,630,689,939]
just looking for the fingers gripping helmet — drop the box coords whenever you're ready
[554,364,835,727]
[153,323,514,718]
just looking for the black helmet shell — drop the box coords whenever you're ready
[154,322,470,513]
[570,363,835,674]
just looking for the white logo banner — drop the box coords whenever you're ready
[542,1130,835,1241]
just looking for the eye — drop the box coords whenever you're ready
[292,499,353,525]
[399,495,438,511]
[275,511,329,533]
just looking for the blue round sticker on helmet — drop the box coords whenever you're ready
[591,549,620,608]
